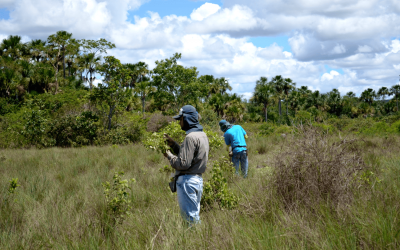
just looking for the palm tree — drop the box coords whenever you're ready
[134,80,155,118]
[124,62,149,89]
[27,39,46,63]
[287,90,301,115]
[298,86,312,107]
[327,88,342,116]
[0,35,24,60]
[252,76,274,122]
[360,88,376,108]
[271,75,284,116]
[82,53,101,90]
[224,95,245,123]
[345,91,356,98]
[282,77,296,115]
[377,87,391,101]
[390,85,400,112]
[209,77,232,96]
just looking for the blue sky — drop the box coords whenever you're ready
[129,0,222,19]
[0,8,10,20]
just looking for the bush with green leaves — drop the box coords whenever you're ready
[48,111,99,147]
[204,128,224,154]
[201,156,238,210]
[20,109,51,147]
[94,113,147,146]
[102,171,135,225]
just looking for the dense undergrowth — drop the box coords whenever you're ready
[1,85,400,150]
[0,125,399,249]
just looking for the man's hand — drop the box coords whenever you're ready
[163,150,171,159]
[229,151,233,157]
[163,134,175,147]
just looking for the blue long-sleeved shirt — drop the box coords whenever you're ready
[223,125,247,154]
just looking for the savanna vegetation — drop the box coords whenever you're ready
[1,31,400,249]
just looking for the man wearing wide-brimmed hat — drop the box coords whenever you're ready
[163,105,209,224]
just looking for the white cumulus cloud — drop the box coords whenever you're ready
[190,2,220,21]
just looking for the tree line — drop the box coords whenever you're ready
[1,31,400,126]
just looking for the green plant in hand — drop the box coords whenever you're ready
[143,121,185,153]
[144,121,223,155]
[102,171,135,225]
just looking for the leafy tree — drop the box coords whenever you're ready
[151,53,201,112]
[90,56,132,130]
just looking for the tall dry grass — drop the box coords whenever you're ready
[0,129,399,249]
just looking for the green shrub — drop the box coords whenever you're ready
[0,98,20,116]
[204,128,224,156]
[389,120,400,133]
[20,109,51,147]
[259,123,276,136]
[361,121,390,135]
[48,111,99,147]
[94,113,147,146]
[274,124,292,135]
[102,171,136,225]
[326,117,353,131]
[8,178,20,195]
[294,110,312,124]
[201,156,238,210]
[312,122,337,134]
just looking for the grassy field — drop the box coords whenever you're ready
[0,131,399,249]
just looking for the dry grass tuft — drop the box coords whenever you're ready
[273,125,367,211]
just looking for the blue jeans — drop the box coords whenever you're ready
[176,175,203,223]
[232,150,248,178]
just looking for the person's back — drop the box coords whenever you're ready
[224,125,247,154]
[219,120,248,178]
